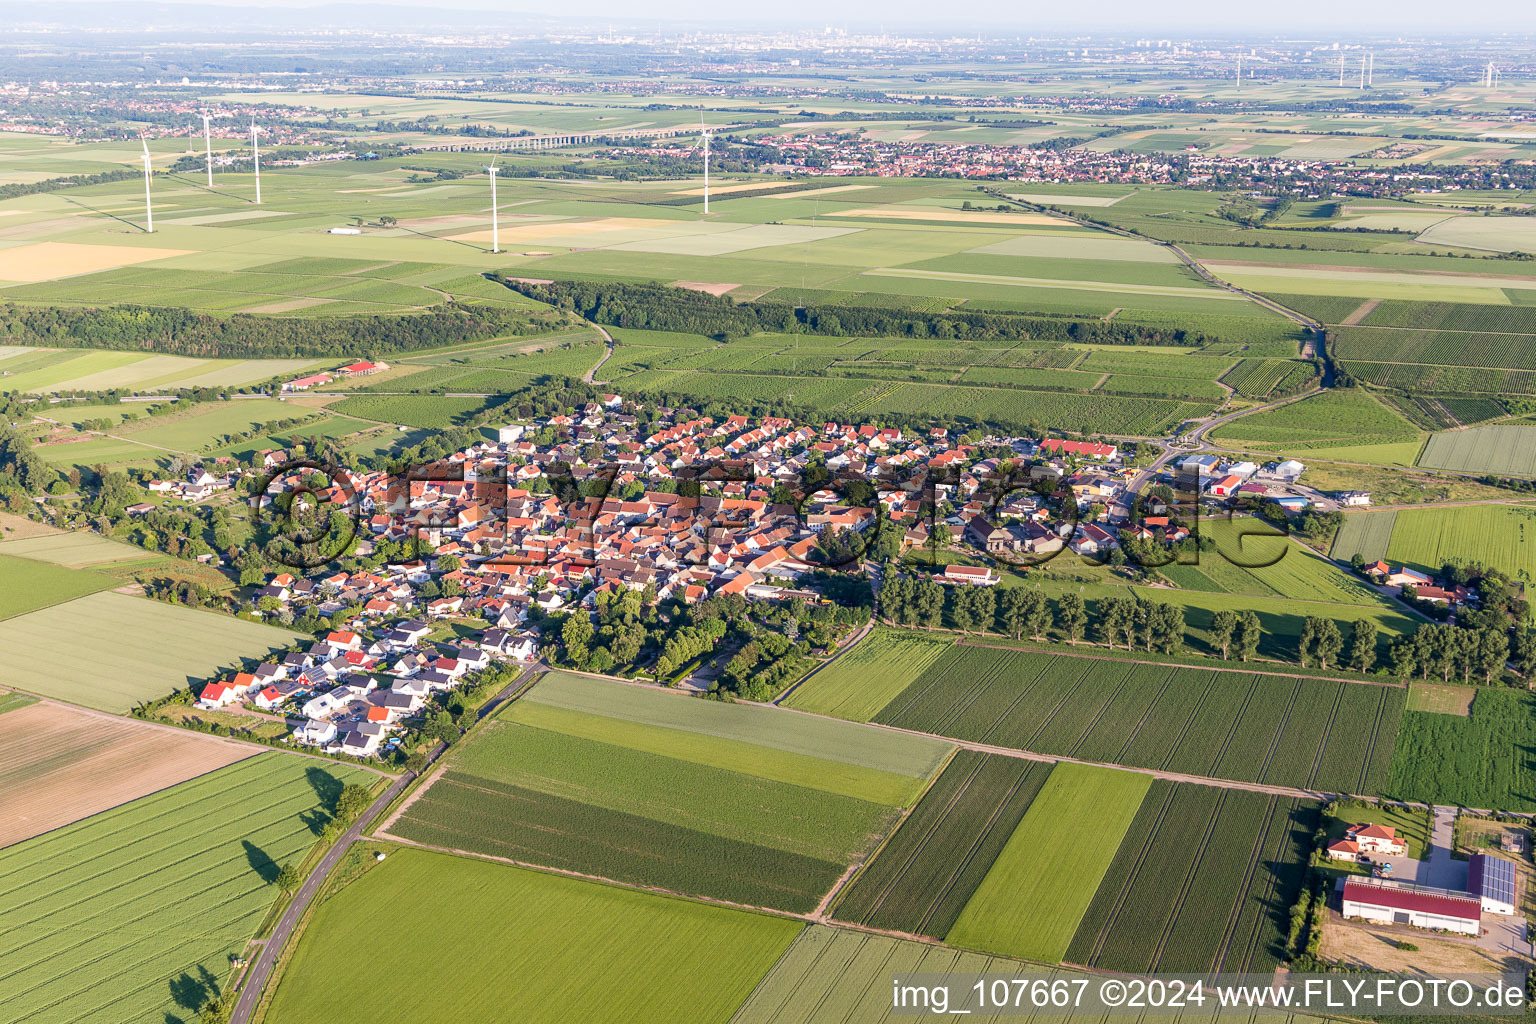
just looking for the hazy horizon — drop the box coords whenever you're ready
[10,0,1536,34]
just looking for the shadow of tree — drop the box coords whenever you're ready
[167,964,220,1014]
[243,840,280,885]
[306,765,343,816]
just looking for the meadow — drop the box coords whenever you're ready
[0,553,117,620]
[1417,425,1536,478]
[867,646,1404,794]
[1065,784,1318,975]
[1384,504,1536,581]
[523,671,951,783]
[1386,689,1536,811]
[270,846,802,1024]
[782,627,953,721]
[832,751,1047,938]
[0,531,159,568]
[0,591,307,711]
[946,763,1151,963]
[0,754,369,1024]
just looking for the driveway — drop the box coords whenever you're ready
[1426,805,1470,890]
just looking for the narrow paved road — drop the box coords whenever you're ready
[230,663,539,1023]
[583,323,616,384]
[229,771,411,1024]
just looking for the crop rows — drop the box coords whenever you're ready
[0,754,366,1024]
[832,751,1050,937]
[1358,300,1536,335]
[389,771,845,913]
[872,647,1406,794]
[1341,360,1536,396]
[1211,388,1418,445]
[1064,784,1316,975]
[1333,326,1536,371]
[1418,425,1536,477]
[1386,690,1536,812]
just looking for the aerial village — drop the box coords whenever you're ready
[175,394,1420,762]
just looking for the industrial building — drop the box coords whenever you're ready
[1341,877,1482,936]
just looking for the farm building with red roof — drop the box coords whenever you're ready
[1341,878,1481,935]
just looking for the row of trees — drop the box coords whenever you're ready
[491,275,1233,347]
[1386,622,1523,684]
[0,301,551,359]
[878,577,1192,654]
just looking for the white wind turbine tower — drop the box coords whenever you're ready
[250,119,261,204]
[483,157,501,253]
[1236,52,1242,92]
[1338,52,1345,87]
[139,136,154,233]
[202,113,214,187]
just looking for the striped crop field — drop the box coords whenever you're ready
[269,847,801,1024]
[832,750,1048,938]
[1330,510,1399,564]
[386,674,951,913]
[870,647,1404,795]
[1417,426,1536,478]
[946,763,1152,962]
[0,754,370,1024]
[1065,783,1318,975]
[783,627,954,721]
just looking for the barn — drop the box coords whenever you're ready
[1341,878,1482,936]
[1468,853,1518,916]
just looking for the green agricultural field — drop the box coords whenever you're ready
[1418,425,1536,478]
[783,627,954,721]
[0,591,307,711]
[1330,510,1399,564]
[270,846,801,1024]
[946,763,1151,962]
[1065,784,1318,974]
[1386,689,1536,811]
[871,647,1405,794]
[116,399,330,451]
[0,553,117,620]
[1209,389,1418,450]
[330,393,501,429]
[388,678,946,913]
[833,751,1047,937]
[524,671,951,782]
[0,690,37,714]
[0,754,370,1024]
[1385,504,1536,581]
[0,531,159,568]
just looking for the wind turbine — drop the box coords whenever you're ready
[250,119,261,204]
[1235,53,1242,92]
[483,156,501,253]
[1338,52,1345,88]
[202,114,213,187]
[699,110,711,215]
[139,136,154,233]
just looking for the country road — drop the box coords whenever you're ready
[228,771,411,1024]
[583,323,615,384]
[229,663,538,1024]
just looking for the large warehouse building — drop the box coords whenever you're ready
[1341,878,1482,936]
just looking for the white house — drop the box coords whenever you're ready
[497,424,526,444]
[301,691,343,719]
[1340,491,1371,507]
[293,719,338,746]
[198,682,239,709]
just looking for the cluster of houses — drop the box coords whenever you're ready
[1333,821,1518,936]
[143,464,238,504]
[1361,561,1475,608]
[197,619,537,758]
[280,360,390,393]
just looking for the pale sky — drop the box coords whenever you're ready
[97,0,1536,34]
